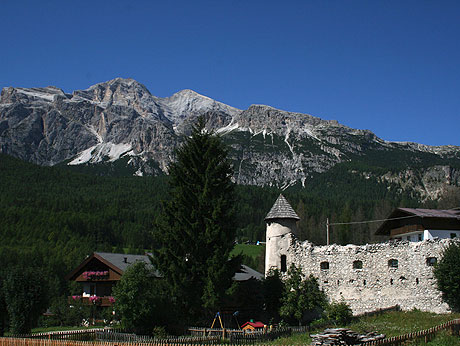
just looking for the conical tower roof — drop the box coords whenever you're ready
[265,194,300,221]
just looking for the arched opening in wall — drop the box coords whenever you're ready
[416,278,419,285]
[320,261,329,270]
[353,260,363,269]
[426,257,437,266]
[280,255,287,273]
[363,279,366,286]
[388,259,398,268]
[390,278,393,285]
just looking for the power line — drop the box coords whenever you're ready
[327,215,416,226]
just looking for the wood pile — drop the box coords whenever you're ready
[310,328,386,345]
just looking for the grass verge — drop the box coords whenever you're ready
[270,310,460,345]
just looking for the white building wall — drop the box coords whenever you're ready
[425,229,460,240]
[265,219,297,275]
[272,234,455,315]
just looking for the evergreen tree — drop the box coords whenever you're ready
[263,269,284,323]
[3,266,48,334]
[434,242,460,312]
[153,117,239,321]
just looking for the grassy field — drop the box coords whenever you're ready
[271,310,460,345]
[231,243,265,258]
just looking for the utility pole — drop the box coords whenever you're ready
[326,218,330,245]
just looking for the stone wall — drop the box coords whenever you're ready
[279,235,454,315]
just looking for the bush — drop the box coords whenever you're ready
[434,242,460,312]
[280,264,327,325]
[113,261,174,334]
[325,301,353,326]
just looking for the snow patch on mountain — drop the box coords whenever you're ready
[68,142,132,165]
[217,122,240,134]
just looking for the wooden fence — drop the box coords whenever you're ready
[188,326,295,343]
[360,318,460,346]
[1,318,459,346]
[10,330,219,345]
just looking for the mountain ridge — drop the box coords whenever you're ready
[1,77,459,200]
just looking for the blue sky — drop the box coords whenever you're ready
[1,0,459,146]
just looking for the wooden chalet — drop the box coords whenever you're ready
[66,252,158,306]
[375,207,460,241]
[67,252,263,307]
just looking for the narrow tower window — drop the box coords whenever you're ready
[280,255,287,273]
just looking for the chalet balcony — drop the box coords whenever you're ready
[68,295,115,307]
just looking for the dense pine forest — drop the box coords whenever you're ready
[1,153,458,306]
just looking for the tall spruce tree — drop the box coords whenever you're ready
[153,117,239,321]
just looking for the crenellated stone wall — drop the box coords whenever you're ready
[275,235,455,315]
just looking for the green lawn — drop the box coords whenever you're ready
[231,243,265,258]
[271,310,460,345]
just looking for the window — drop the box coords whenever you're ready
[388,259,399,268]
[320,261,329,270]
[280,255,287,273]
[451,233,457,239]
[406,236,411,241]
[418,234,423,241]
[426,257,437,266]
[353,260,363,269]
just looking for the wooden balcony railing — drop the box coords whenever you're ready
[68,296,115,307]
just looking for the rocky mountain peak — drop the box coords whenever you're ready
[158,88,240,128]
[1,78,460,200]
[73,77,152,103]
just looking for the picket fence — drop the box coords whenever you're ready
[1,318,459,346]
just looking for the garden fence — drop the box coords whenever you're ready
[2,318,459,346]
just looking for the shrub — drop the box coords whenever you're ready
[325,301,353,325]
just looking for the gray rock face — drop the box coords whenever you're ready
[1,78,460,199]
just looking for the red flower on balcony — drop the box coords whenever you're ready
[88,295,101,304]
[82,270,109,280]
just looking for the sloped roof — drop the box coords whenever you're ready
[95,252,153,273]
[397,208,460,218]
[233,264,264,281]
[66,252,160,280]
[265,194,300,221]
[68,252,261,282]
[241,321,265,328]
[375,207,460,235]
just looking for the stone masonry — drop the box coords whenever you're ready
[265,195,455,315]
[288,236,451,314]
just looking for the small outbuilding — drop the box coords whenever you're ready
[241,321,265,331]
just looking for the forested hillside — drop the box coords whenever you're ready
[2,153,459,301]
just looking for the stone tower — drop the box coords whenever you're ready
[265,194,300,276]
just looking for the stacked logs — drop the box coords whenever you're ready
[310,328,386,345]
